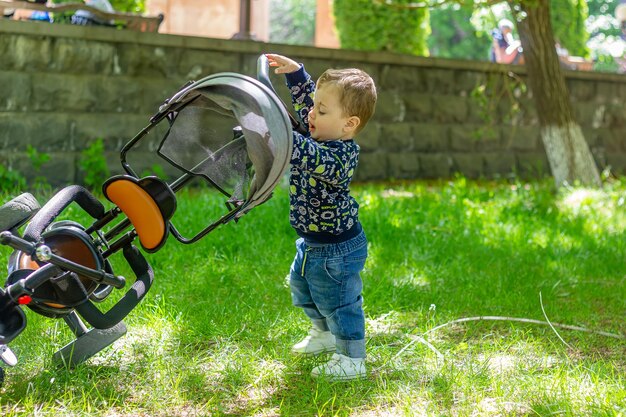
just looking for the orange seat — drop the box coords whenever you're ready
[103,176,175,252]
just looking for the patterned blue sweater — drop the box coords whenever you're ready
[285,65,362,244]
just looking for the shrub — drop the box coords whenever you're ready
[78,138,110,191]
[333,0,430,56]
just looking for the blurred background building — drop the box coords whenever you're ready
[144,0,339,47]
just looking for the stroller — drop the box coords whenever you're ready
[0,55,299,386]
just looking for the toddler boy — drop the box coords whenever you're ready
[266,53,377,380]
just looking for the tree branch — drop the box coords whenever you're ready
[539,291,573,349]
[424,316,625,340]
[375,314,624,373]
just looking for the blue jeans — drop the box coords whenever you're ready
[289,230,368,358]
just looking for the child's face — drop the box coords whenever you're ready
[309,84,353,141]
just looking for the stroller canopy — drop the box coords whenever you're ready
[155,72,293,215]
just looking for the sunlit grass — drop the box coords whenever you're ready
[1,177,625,416]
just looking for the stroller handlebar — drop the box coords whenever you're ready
[0,230,36,254]
[256,54,271,91]
[24,186,105,242]
[76,245,153,329]
[257,54,307,135]
[0,231,126,290]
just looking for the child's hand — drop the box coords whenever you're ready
[266,54,301,74]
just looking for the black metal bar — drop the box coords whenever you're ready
[6,264,60,300]
[0,232,125,290]
[85,207,121,235]
[46,253,126,289]
[168,172,196,193]
[104,218,131,241]
[169,204,244,244]
[63,312,89,338]
[75,245,153,330]
[0,231,36,255]
[101,231,136,259]
[120,124,153,178]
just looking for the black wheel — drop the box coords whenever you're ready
[0,193,40,232]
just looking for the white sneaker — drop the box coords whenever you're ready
[311,353,366,380]
[291,328,336,356]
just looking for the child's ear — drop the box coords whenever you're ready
[344,116,361,133]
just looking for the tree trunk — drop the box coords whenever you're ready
[514,0,601,187]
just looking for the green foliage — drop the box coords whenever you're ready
[1,180,625,415]
[0,164,26,192]
[334,0,430,56]
[470,71,527,140]
[587,0,622,38]
[471,0,590,60]
[50,0,145,25]
[269,0,316,46]
[550,0,590,58]
[26,145,50,171]
[586,0,623,68]
[593,53,620,72]
[0,147,51,192]
[140,163,168,180]
[26,145,51,189]
[52,0,145,13]
[78,138,110,191]
[108,0,145,14]
[428,3,491,60]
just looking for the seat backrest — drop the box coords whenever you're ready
[0,193,40,233]
[103,176,176,252]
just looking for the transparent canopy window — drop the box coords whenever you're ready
[122,73,293,243]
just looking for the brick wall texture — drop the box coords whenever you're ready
[1,20,626,186]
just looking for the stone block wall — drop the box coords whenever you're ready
[1,20,626,187]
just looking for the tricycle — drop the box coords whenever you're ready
[0,55,298,386]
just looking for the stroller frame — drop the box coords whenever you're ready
[0,55,295,385]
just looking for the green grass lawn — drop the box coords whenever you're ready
[1,178,625,416]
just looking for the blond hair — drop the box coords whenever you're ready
[317,68,377,134]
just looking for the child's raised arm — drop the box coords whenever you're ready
[266,53,301,74]
[266,53,315,134]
